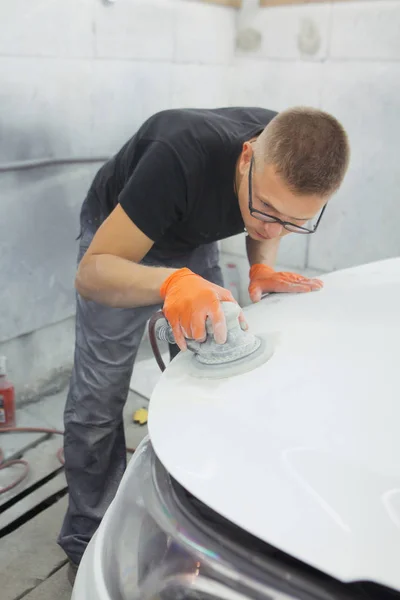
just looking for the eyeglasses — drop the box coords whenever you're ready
[248,156,326,235]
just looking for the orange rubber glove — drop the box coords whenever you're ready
[160,268,247,351]
[248,264,323,303]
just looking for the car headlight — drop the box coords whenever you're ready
[99,437,312,600]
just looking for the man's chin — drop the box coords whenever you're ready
[249,229,289,241]
[251,230,271,241]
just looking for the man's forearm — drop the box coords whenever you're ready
[245,235,280,267]
[76,254,176,308]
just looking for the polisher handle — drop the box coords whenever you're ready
[156,301,242,349]
[185,302,243,353]
[204,301,241,335]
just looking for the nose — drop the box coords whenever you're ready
[264,221,283,238]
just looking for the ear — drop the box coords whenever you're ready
[238,141,254,176]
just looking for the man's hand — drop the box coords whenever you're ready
[248,263,323,303]
[160,268,247,351]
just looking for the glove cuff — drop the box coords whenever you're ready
[160,267,195,299]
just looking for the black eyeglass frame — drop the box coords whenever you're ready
[248,156,327,235]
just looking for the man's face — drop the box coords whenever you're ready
[236,142,328,241]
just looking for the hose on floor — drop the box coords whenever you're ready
[0,427,64,495]
[0,427,136,496]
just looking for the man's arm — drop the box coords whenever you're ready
[245,235,280,267]
[76,203,246,347]
[76,204,177,308]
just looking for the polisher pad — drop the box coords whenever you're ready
[187,333,275,379]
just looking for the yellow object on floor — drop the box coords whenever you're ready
[133,408,148,426]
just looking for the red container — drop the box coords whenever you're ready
[0,356,15,429]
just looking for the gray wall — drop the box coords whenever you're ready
[0,0,235,399]
[1,0,399,398]
[1,0,234,344]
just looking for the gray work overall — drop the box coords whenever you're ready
[57,211,223,565]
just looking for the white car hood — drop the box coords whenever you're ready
[148,257,400,593]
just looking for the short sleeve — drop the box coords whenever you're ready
[118,141,187,243]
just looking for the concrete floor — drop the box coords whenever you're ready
[0,347,163,600]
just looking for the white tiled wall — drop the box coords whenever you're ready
[231,58,323,108]
[0,0,236,343]
[92,60,173,155]
[1,0,236,166]
[171,64,233,108]
[0,58,94,162]
[94,0,176,61]
[236,2,332,61]
[0,0,94,58]
[309,59,400,272]
[174,2,234,64]
[330,1,400,60]
[0,0,237,395]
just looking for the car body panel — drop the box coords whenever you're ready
[148,258,400,592]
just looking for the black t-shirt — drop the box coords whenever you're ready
[84,107,278,253]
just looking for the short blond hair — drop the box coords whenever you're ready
[255,107,350,197]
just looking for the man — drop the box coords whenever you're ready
[58,106,350,577]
